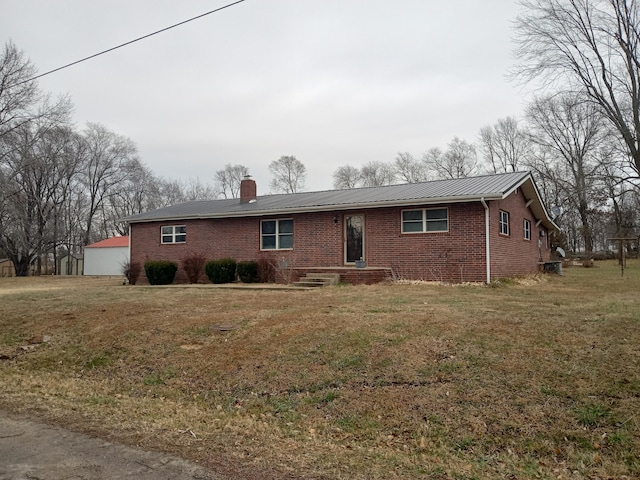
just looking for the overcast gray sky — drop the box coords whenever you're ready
[2,0,529,192]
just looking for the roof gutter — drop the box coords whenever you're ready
[480,197,491,284]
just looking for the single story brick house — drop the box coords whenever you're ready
[123,171,559,284]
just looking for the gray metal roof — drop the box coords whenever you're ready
[123,171,558,231]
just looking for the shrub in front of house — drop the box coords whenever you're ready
[237,260,259,283]
[257,256,275,283]
[205,258,237,284]
[122,261,141,285]
[144,260,178,285]
[181,253,207,284]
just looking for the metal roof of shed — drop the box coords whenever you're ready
[85,236,129,248]
[123,171,559,232]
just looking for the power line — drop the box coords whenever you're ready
[15,0,247,86]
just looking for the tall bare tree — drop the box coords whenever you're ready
[105,159,157,236]
[479,117,531,173]
[426,137,478,179]
[526,94,607,256]
[394,152,429,183]
[420,147,443,177]
[360,161,396,187]
[182,177,216,201]
[214,163,249,198]
[0,41,38,138]
[269,155,306,193]
[0,117,76,275]
[332,165,362,189]
[598,144,639,240]
[514,0,640,175]
[79,123,138,246]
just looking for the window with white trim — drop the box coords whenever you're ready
[161,225,186,244]
[499,211,510,236]
[402,208,448,233]
[523,219,531,240]
[261,219,293,250]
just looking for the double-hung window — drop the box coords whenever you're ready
[261,219,293,250]
[499,211,510,236]
[161,225,186,244]
[402,208,448,233]
[523,219,531,240]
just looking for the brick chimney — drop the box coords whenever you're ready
[240,175,257,203]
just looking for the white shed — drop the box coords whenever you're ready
[84,236,130,276]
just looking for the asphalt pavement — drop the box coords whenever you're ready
[0,412,222,480]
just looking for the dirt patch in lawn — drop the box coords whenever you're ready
[1,263,639,479]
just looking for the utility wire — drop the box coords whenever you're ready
[15,0,247,86]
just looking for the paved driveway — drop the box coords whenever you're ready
[0,412,222,480]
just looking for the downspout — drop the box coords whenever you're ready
[480,197,491,284]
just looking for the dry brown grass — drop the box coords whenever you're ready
[1,262,639,479]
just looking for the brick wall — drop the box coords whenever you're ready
[130,192,552,284]
[488,188,552,279]
[353,203,488,282]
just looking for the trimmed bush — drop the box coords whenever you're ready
[144,260,178,285]
[181,253,206,284]
[257,257,275,283]
[205,258,237,284]
[237,260,259,283]
[122,261,141,285]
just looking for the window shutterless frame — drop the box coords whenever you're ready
[523,219,531,240]
[401,207,448,233]
[161,225,186,244]
[260,219,293,250]
[499,211,510,236]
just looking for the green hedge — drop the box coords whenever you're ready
[144,260,178,285]
[205,258,237,284]
[237,260,259,283]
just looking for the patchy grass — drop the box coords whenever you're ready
[0,262,639,479]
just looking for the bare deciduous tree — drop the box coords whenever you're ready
[0,41,38,138]
[269,155,306,193]
[214,163,249,198]
[479,117,531,173]
[426,137,478,179]
[0,118,77,275]
[394,152,429,183]
[181,177,216,201]
[420,147,442,176]
[332,165,362,189]
[106,159,158,236]
[79,123,138,246]
[514,0,640,175]
[360,161,396,187]
[526,94,607,256]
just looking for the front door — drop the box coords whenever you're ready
[344,214,364,264]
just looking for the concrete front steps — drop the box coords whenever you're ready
[292,273,341,288]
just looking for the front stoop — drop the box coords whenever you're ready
[292,273,341,288]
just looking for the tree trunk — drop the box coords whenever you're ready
[11,255,31,277]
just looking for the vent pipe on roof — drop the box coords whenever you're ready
[240,175,257,203]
